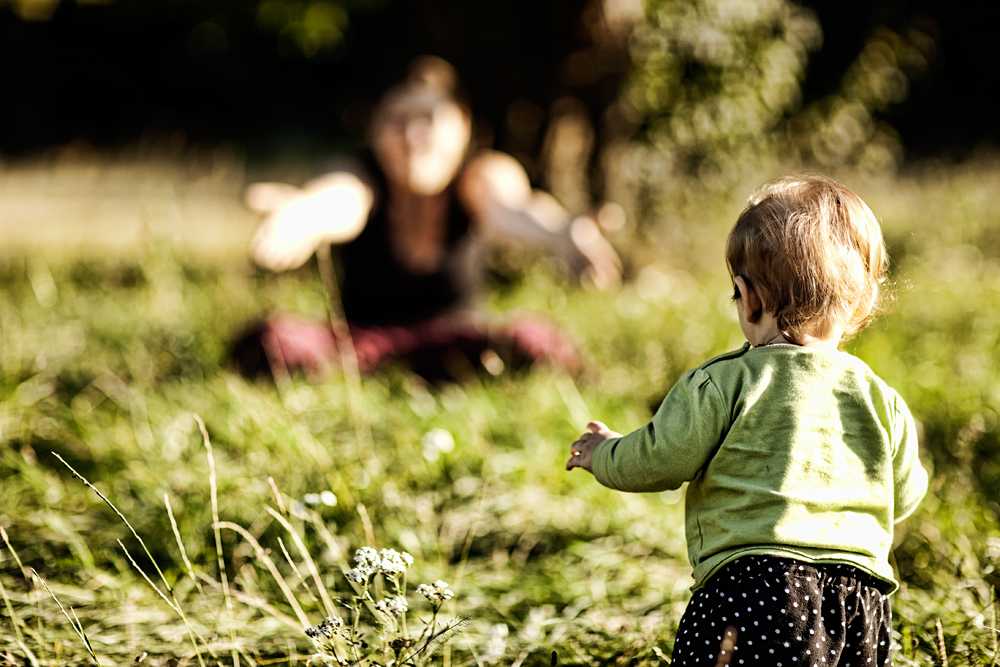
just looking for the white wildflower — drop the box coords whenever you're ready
[416,580,454,602]
[345,569,367,583]
[374,596,409,615]
[319,490,338,507]
[378,548,413,575]
[306,615,345,640]
[352,547,381,577]
[481,623,509,664]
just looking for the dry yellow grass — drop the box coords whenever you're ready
[0,144,258,261]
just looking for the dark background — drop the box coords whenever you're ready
[1,0,997,165]
[799,0,1000,161]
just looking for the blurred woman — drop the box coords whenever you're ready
[234,56,620,382]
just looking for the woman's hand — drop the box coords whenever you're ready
[459,152,622,291]
[568,215,622,291]
[248,173,373,271]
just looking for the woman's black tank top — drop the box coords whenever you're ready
[338,155,481,326]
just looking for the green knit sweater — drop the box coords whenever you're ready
[592,342,928,593]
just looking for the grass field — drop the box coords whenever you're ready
[2,150,1000,666]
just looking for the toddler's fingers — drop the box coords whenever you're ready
[567,437,585,470]
[587,421,608,434]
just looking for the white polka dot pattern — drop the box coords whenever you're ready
[670,556,894,666]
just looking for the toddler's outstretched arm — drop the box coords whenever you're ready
[566,421,621,473]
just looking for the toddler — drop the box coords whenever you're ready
[566,174,928,666]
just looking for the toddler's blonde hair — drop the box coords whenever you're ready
[726,174,888,342]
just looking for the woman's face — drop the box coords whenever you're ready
[372,93,471,196]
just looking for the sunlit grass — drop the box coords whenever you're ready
[2,155,1000,665]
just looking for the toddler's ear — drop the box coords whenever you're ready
[734,276,763,323]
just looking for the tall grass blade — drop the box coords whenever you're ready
[165,493,205,595]
[299,509,347,567]
[117,540,212,667]
[315,244,385,483]
[357,503,376,549]
[315,244,361,394]
[265,507,337,619]
[117,540,177,614]
[554,376,591,428]
[2,529,45,663]
[0,570,40,666]
[51,452,173,595]
[30,569,101,667]
[194,571,302,631]
[194,414,240,667]
[276,537,316,603]
[216,521,311,629]
[0,527,28,582]
[267,477,289,519]
[991,587,999,667]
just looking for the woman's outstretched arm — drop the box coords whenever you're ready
[457,151,621,290]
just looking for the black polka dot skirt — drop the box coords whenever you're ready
[670,555,893,667]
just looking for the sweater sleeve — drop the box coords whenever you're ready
[890,391,928,522]
[591,367,731,492]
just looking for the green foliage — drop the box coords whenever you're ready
[623,0,936,199]
[3,162,1000,665]
[1,0,380,60]
[791,26,935,172]
[627,0,822,178]
[255,0,353,58]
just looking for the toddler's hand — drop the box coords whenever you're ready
[566,421,621,473]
